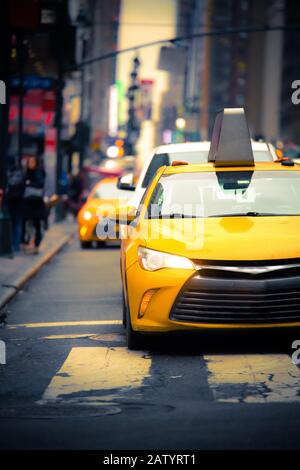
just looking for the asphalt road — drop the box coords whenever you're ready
[1,240,300,450]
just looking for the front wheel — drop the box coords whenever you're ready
[122,289,127,327]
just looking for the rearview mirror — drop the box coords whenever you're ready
[117,173,136,191]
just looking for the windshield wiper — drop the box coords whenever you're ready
[209,212,291,218]
[168,213,198,219]
[148,213,198,219]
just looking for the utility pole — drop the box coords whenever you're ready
[0,0,11,191]
[55,62,64,198]
[125,56,140,156]
[79,64,85,169]
[55,4,65,220]
[17,32,25,165]
[77,16,91,171]
[0,0,13,256]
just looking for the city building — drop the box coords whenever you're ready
[161,0,291,144]
[280,0,300,143]
[115,0,177,167]
[76,0,120,156]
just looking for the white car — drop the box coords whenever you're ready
[118,140,277,208]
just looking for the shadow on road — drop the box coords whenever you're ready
[78,240,121,251]
[139,328,300,356]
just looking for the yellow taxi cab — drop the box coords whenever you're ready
[114,108,300,349]
[77,177,132,248]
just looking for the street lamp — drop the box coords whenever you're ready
[125,56,141,156]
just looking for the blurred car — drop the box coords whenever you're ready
[116,159,300,349]
[83,156,136,188]
[98,156,136,178]
[77,177,132,248]
[117,140,278,209]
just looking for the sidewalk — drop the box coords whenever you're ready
[0,221,76,314]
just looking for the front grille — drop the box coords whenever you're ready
[170,268,300,324]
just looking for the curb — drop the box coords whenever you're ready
[0,287,16,314]
[0,231,74,312]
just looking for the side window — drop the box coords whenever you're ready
[136,174,164,222]
[141,154,170,188]
[146,183,164,218]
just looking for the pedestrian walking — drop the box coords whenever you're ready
[22,156,46,254]
[6,156,25,252]
[64,171,84,218]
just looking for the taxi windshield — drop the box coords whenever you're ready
[147,170,300,218]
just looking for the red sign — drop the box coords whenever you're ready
[9,90,55,133]
[42,91,56,112]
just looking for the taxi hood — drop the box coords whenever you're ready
[141,216,300,261]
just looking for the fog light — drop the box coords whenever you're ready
[80,226,88,237]
[138,289,158,318]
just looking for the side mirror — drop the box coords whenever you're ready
[117,173,136,191]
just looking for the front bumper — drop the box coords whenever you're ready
[126,262,300,332]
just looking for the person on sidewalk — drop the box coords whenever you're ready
[6,156,25,252]
[64,171,84,218]
[22,156,46,255]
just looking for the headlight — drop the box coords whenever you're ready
[83,210,93,221]
[138,246,195,271]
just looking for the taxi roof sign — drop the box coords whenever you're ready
[208,108,254,167]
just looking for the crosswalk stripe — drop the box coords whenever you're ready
[38,347,151,406]
[8,320,122,329]
[204,354,300,403]
[38,346,300,407]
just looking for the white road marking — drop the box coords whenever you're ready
[8,320,122,329]
[38,346,151,406]
[205,354,300,403]
[42,333,98,340]
[42,333,124,341]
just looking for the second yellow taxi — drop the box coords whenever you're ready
[77,177,132,248]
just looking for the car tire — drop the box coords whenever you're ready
[122,289,127,328]
[124,289,144,350]
[80,241,92,249]
[97,241,106,248]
